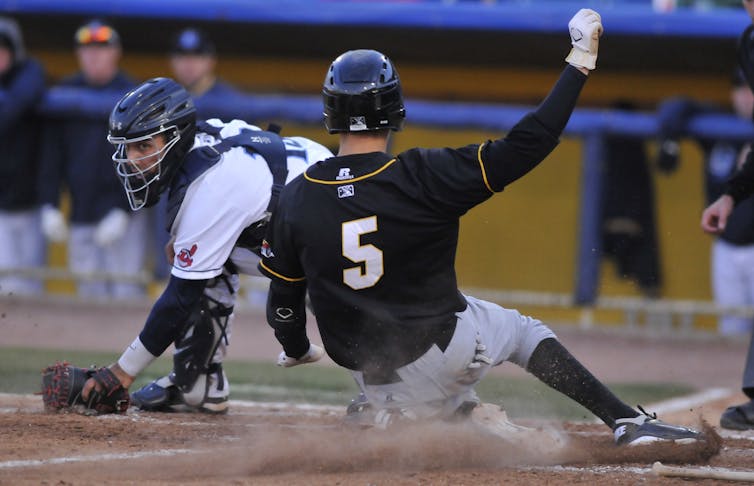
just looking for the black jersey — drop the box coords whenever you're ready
[259,111,560,372]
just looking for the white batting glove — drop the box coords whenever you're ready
[94,208,129,247]
[565,9,603,71]
[40,205,68,242]
[277,343,324,367]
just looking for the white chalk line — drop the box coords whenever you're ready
[0,448,201,470]
[644,387,735,416]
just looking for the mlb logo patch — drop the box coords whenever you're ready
[349,116,367,131]
[337,185,355,198]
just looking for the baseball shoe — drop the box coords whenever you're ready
[614,407,700,446]
[343,392,376,427]
[130,364,229,414]
[130,375,183,412]
[277,343,324,368]
[720,400,754,430]
[342,393,418,429]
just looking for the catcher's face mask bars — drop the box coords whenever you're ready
[108,126,180,210]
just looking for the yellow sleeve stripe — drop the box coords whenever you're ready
[477,142,494,194]
[304,158,397,184]
[259,260,306,282]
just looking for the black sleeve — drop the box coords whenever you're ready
[138,275,208,356]
[266,279,310,359]
[532,64,587,136]
[725,149,754,204]
[480,65,587,191]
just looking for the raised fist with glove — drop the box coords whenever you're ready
[94,208,129,247]
[40,205,68,242]
[41,362,130,414]
[565,9,603,71]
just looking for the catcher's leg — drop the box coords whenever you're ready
[131,272,237,413]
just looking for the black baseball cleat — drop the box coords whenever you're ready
[614,406,701,446]
[720,400,754,430]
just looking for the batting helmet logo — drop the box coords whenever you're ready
[177,243,198,268]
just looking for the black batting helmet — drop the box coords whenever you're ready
[107,77,196,210]
[322,49,405,134]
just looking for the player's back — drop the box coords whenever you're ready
[276,147,491,369]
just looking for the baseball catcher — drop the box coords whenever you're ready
[62,77,330,414]
[41,361,129,414]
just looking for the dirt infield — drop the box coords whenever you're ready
[2,295,754,484]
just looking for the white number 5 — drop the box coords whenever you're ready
[342,216,383,290]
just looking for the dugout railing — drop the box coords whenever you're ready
[15,86,754,330]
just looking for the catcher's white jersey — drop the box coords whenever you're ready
[169,119,333,280]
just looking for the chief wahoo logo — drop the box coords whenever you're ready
[177,243,198,268]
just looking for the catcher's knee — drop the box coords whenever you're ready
[172,294,232,393]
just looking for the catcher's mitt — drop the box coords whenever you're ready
[41,362,129,414]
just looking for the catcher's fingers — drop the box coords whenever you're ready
[81,376,99,401]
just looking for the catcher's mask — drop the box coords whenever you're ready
[322,49,405,134]
[107,77,196,210]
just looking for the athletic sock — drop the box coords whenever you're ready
[525,337,638,428]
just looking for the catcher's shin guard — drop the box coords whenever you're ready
[171,295,232,394]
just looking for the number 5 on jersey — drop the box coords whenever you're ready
[342,216,383,290]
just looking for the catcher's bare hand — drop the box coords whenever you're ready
[701,194,734,234]
[81,364,132,401]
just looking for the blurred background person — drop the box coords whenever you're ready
[168,26,241,113]
[37,19,147,300]
[0,17,46,297]
[656,67,754,335]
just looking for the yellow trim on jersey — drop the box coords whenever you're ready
[477,142,494,193]
[259,260,306,282]
[304,158,398,184]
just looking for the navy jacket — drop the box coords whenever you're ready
[0,18,46,210]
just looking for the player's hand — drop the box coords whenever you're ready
[40,205,68,242]
[565,9,603,71]
[701,194,735,234]
[277,343,324,367]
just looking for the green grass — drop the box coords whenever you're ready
[4,347,693,421]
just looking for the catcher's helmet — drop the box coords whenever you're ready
[322,49,405,134]
[107,77,196,210]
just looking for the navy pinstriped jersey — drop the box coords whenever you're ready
[260,113,560,371]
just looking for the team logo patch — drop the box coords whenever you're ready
[349,116,367,131]
[176,243,198,268]
[338,185,355,198]
[261,240,274,258]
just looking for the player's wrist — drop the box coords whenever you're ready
[110,363,134,388]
